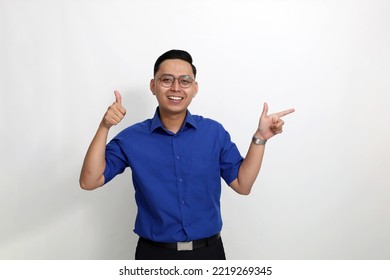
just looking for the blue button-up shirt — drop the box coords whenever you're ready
[103,108,243,242]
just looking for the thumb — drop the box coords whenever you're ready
[114,90,122,104]
[261,102,268,118]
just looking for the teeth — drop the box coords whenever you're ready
[168,96,183,100]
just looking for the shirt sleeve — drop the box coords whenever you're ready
[103,137,129,184]
[219,130,244,185]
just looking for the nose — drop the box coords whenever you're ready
[171,78,180,91]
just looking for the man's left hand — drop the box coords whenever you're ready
[256,103,295,140]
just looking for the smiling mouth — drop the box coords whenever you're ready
[168,96,184,101]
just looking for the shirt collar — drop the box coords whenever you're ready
[150,107,197,133]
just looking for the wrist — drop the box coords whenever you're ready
[254,129,266,141]
[252,134,267,145]
[99,119,112,130]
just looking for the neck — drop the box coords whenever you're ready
[159,109,187,134]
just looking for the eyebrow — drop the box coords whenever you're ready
[160,74,193,78]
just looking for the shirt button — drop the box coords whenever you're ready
[181,200,185,205]
[176,155,180,160]
[178,178,183,182]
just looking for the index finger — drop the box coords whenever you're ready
[276,108,295,117]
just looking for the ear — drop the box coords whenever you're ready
[150,79,156,95]
[193,81,199,98]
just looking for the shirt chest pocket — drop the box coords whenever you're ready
[189,153,221,195]
[191,152,219,172]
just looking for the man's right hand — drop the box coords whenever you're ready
[102,90,127,128]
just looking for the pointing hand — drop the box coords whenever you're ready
[256,103,295,140]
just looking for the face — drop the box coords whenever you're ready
[150,59,198,117]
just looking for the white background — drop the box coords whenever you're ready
[0,0,389,260]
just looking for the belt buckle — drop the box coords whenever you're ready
[177,241,193,251]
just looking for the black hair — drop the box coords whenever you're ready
[153,49,197,78]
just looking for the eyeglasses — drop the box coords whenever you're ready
[157,74,194,88]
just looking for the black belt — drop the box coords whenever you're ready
[139,233,221,251]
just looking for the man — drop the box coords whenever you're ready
[79,49,294,260]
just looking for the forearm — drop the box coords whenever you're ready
[229,103,294,195]
[79,121,110,190]
[231,131,265,195]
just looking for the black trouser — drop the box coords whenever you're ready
[135,236,226,260]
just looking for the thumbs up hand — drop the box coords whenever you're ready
[102,90,127,128]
